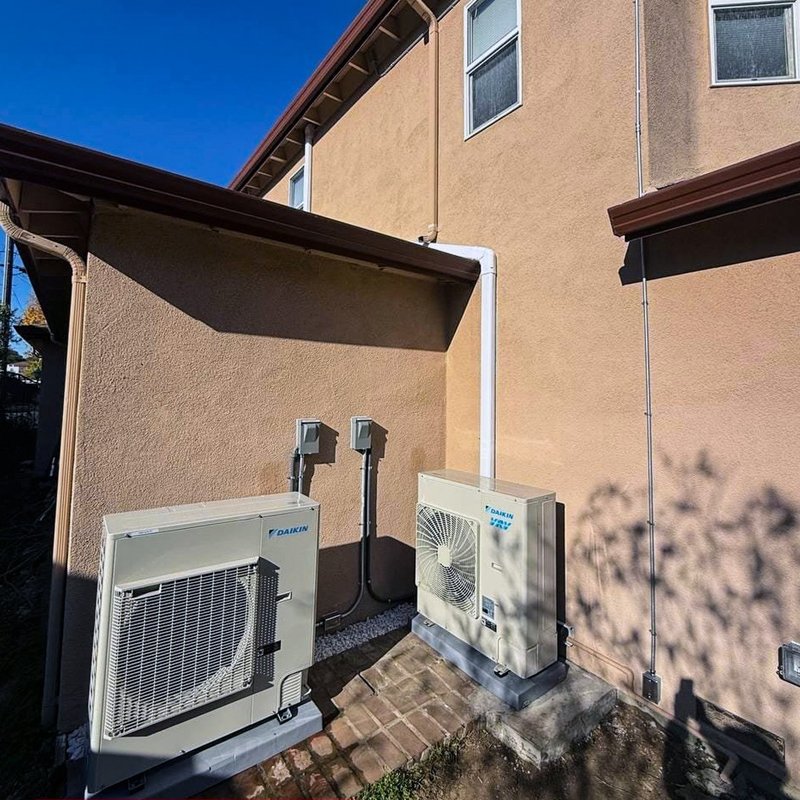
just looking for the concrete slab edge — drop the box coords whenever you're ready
[411,613,567,710]
[86,700,322,800]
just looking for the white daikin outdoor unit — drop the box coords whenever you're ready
[416,470,557,679]
[87,493,320,796]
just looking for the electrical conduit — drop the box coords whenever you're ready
[0,202,88,727]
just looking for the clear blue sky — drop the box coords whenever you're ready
[1,0,365,331]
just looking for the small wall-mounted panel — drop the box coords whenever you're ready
[296,419,321,455]
[350,416,373,451]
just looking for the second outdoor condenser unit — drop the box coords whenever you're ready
[416,469,557,678]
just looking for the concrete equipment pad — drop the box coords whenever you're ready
[411,613,567,710]
[474,663,618,767]
[89,700,322,799]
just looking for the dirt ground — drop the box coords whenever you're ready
[400,704,787,800]
[0,465,62,800]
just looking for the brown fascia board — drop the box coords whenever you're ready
[0,123,479,283]
[608,139,800,240]
[229,0,399,192]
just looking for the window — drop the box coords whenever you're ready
[709,0,799,84]
[289,166,305,210]
[465,0,521,136]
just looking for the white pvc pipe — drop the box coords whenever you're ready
[429,244,497,478]
[303,124,314,212]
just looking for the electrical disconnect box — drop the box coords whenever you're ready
[350,416,372,451]
[296,419,321,455]
[779,642,800,687]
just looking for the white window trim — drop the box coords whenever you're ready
[708,0,800,86]
[463,0,523,139]
[289,164,306,210]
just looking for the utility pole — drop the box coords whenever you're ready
[0,233,14,416]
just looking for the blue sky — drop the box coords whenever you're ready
[2,0,365,324]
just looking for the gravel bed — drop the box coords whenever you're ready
[314,602,416,662]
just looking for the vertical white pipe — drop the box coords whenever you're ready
[479,260,497,479]
[429,244,497,479]
[303,124,314,212]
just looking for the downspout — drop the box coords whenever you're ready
[408,0,439,243]
[303,124,315,212]
[430,244,497,478]
[633,0,660,702]
[0,202,88,726]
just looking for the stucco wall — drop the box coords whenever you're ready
[59,208,455,728]
[644,0,800,187]
[256,0,800,785]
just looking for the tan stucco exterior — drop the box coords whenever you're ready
[54,0,800,787]
[59,209,456,727]
[260,0,800,785]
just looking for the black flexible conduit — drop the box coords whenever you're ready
[364,449,415,605]
[315,447,414,632]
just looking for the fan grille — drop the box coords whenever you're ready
[416,504,478,614]
[104,562,257,738]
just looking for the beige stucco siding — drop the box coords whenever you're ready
[644,0,800,187]
[59,209,453,728]
[256,0,800,784]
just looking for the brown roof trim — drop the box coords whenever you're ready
[0,123,479,283]
[229,0,399,192]
[608,139,800,239]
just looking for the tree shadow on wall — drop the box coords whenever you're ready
[570,450,798,795]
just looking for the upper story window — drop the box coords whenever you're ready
[710,0,799,84]
[465,0,522,137]
[289,166,305,210]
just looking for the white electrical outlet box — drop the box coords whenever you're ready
[295,419,320,455]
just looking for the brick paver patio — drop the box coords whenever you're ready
[198,627,481,799]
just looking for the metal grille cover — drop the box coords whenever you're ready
[416,504,478,615]
[104,562,258,738]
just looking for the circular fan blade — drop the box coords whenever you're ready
[416,505,477,614]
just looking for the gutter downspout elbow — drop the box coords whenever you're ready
[409,0,439,243]
[429,244,497,479]
[0,202,88,727]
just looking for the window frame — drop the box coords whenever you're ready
[289,165,306,210]
[463,0,523,139]
[708,0,800,86]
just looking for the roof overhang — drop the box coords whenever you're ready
[608,139,800,240]
[0,123,479,339]
[229,0,442,195]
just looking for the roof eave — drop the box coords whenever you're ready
[0,123,480,284]
[608,139,800,239]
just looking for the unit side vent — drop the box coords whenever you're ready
[416,504,478,615]
[104,562,258,738]
[280,672,303,709]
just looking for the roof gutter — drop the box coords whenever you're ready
[0,123,479,283]
[608,138,800,239]
[0,201,87,728]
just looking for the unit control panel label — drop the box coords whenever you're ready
[481,595,497,631]
[485,504,514,531]
[268,524,309,539]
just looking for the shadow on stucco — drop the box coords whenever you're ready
[93,212,473,351]
[570,449,797,794]
[619,195,800,285]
